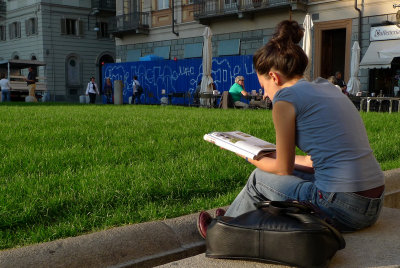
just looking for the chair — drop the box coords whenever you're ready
[219,91,236,109]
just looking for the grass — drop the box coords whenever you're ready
[0,103,398,250]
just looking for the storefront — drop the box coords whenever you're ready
[360,25,400,97]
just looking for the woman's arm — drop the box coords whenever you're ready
[244,101,295,175]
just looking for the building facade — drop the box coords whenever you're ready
[113,0,400,96]
[0,0,116,101]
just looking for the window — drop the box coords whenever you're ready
[66,19,76,35]
[184,43,202,58]
[123,0,140,14]
[157,0,169,10]
[154,46,170,59]
[8,21,21,39]
[224,0,237,9]
[218,39,240,56]
[97,22,109,39]
[60,18,84,36]
[25,18,38,36]
[126,49,141,62]
[0,25,6,41]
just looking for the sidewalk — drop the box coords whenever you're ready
[158,206,400,268]
[1,168,400,268]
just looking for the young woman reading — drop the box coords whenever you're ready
[198,20,384,238]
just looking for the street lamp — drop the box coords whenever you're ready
[87,8,100,30]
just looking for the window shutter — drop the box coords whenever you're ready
[17,22,21,38]
[34,18,38,34]
[78,20,83,36]
[0,26,5,40]
[60,18,66,34]
[8,23,12,39]
[25,19,29,36]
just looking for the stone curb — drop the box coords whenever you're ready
[0,207,230,268]
[0,169,399,268]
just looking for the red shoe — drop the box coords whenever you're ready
[215,208,226,217]
[197,211,213,239]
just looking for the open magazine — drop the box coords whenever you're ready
[203,131,276,160]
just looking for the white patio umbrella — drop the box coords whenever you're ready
[347,41,361,95]
[200,27,214,107]
[302,14,313,81]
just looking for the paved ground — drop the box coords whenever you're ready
[159,207,400,268]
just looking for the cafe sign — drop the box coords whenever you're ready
[370,25,400,41]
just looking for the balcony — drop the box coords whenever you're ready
[110,12,150,37]
[0,1,6,19]
[91,0,116,15]
[193,0,307,24]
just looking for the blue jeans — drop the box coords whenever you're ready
[1,90,10,102]
[133,92,142,104]
[102,94,113,104]
[225,168,384,231]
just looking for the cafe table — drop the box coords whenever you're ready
[199,92,220,108]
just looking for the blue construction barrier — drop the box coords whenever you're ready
[102,55,260,105]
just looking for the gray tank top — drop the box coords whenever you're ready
[273,78,384,192]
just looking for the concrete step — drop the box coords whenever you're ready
[159,206,400,268]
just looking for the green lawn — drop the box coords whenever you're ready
[0,103,398,250]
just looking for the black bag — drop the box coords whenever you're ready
[206,201,345,268]
[137,84,143,94]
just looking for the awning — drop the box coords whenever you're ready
[0,59,46,69]
[359,40,400,69]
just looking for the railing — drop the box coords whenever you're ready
[0,1,6,18]
[110,12,150,36]
[193,0,308,19]
[91,0,115,12]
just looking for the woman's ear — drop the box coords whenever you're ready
[268,71,281,85]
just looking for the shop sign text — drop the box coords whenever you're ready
[370,25,400,41]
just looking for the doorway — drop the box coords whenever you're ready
[321,28,346,79]
[314,19,352,82]
[66,54,81,96]
[98,54,114,92]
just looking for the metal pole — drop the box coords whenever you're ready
[113,80,123,104]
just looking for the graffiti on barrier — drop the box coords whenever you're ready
[102,55,259,104]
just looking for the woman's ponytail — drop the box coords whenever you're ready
[253,20,308,79]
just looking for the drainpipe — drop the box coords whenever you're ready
[172,0,179,36]
[354,0,362,45]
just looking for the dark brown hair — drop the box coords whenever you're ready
[253,20,308,79]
